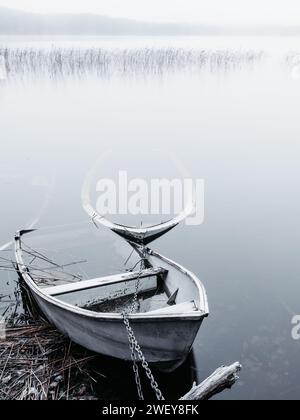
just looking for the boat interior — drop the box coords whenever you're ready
[40,265,199,315]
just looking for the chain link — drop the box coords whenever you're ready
[129,270,142,314]
[122,313,165,401]
[122,247,165,401]
[128,324,144,401]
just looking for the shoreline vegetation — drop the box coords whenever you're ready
[0,316,241,400]
[0,315,101,400]
[0,269,103,400]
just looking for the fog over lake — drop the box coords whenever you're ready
[0,35,300,399]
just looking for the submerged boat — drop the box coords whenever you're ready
[81,153,196,246]
[15,229,209,371]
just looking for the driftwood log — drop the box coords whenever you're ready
[181,362,242,400]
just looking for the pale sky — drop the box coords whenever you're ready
[1,0,300,26]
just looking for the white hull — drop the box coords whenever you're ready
[27,289,204,365]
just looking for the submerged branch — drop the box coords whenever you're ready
[181,362,242,400]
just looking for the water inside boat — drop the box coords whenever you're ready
[40,266,198,315]
[41,267,177,314]
[85,289,169,314]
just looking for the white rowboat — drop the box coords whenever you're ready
[15,229,209,371]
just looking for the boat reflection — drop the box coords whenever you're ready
[93,351,198,400]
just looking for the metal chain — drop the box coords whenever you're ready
[127,323,144,401]
[129,271,142,313]
[122,246,165,401]
[129,249,147,313]
[123,313,144,400]
[122,313,165,401]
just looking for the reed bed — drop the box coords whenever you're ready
[0,318,102,400]
[0,47,263,80]
[0,251,105,401]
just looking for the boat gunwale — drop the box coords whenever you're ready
[15,231,209,322]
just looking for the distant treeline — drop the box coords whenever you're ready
[0,7,219,35]
[0,7,300,36]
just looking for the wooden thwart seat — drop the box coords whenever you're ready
[147,300,198,315]
[42,267,166,297]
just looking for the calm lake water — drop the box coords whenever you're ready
[0,36,300,400]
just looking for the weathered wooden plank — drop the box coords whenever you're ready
[55,275,158,308]
[147,300,198,315]
[181,362,242,400]
[43,268,164,296]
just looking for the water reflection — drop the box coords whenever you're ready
[93,351,198,400]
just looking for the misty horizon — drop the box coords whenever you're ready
[1,0,300,26]
[1,6,300,36]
